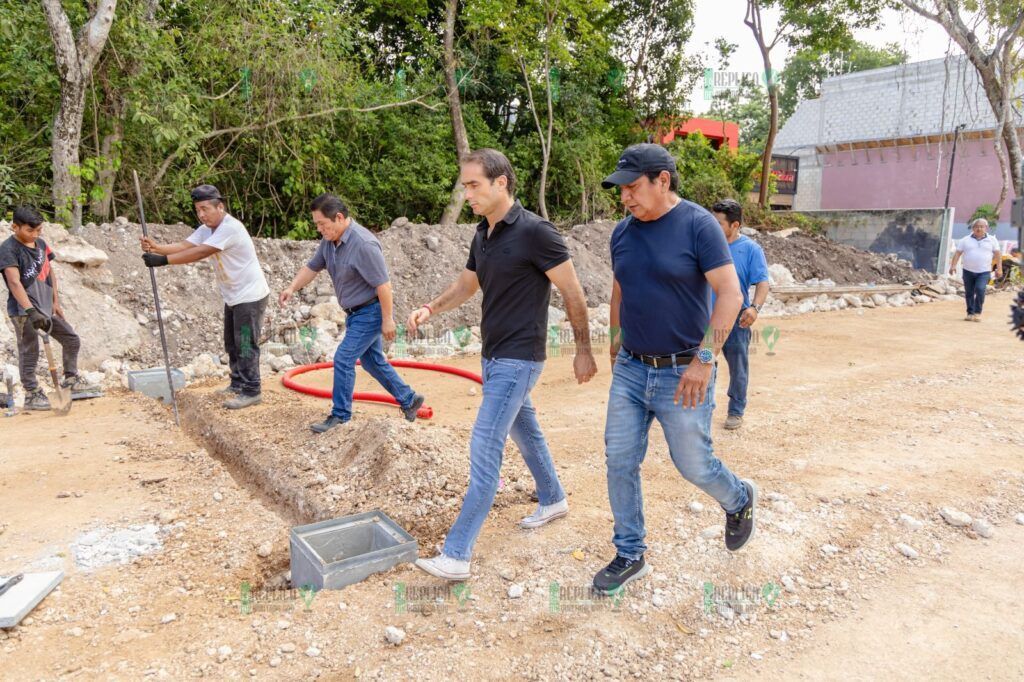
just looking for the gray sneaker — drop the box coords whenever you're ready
[224,394,262,410]
[724,414,743,430]
[61,374,103,400]
[24,388,51,411]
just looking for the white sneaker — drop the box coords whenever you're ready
[519,498,569,529]
[415,553,471,581]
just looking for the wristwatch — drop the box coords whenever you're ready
[752,303,762,313]
[697,347,714,365]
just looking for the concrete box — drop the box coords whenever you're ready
[290,510,418,591]
[127,368,185,404]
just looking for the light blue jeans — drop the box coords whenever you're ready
[331,301,415,420]
[443,357,566,561]
[604,349,748,560]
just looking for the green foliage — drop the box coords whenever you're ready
[0,0,760,233]
[971,203,1000,223]
[667,132,762,209]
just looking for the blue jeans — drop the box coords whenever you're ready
[963,270,990,315]
[442,358,566,561]
[604,349,748,560]
[722,323,751,417]
[331,301,415,420]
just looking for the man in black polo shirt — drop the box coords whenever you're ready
[593,144,757,595]
[407,148,597,581]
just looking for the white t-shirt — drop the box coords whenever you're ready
[956,233,1000,274]
[186,214,270,306]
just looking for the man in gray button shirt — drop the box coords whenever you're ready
[280,193,424,433]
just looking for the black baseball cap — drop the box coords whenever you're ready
[602,144,677,189]
[190,184,224,203]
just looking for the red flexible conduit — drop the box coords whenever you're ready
[282,360,483,420]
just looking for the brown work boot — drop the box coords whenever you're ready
[724,414,743,430]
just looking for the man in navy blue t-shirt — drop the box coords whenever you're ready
[592,144,758,595]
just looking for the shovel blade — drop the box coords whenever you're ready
[49,386,72,415]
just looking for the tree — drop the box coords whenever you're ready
[900,0,1024,210]
[439,0,471,226]
[41,0,118,230]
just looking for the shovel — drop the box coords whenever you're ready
[41,322,72,416]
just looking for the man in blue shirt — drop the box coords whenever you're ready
[592,144,758,596]
[711,199,770,430]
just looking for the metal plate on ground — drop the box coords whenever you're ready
[290,510,418,591]
[0,571,64,628]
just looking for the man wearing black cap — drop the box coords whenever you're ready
[592,143,757,595]
[141,184,271,409]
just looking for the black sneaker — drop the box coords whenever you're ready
[402,393,425,422]
[311,415,348,434]
[592,555,651,595]
[725,479,758,552]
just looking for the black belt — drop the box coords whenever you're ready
[343,296,379,315]
[624,347,695,368]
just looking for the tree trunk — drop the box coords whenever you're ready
[51,81,88,229]
[439,0,471,226]
[746,0,776,209]
[90,123,121,220]
[576,157,588,221]
[41,0,118,231]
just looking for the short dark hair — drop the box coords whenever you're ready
[463,148,517,196]
[711,198,743,225]
[643,170,679,192]
[13,205,44,227]
[310,193,349,220]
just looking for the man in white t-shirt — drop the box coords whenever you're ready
[141,185,271,409]
[949,218,1002,322]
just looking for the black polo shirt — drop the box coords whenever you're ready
[466,201,570,361]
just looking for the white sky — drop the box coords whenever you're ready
[686,1,957,114]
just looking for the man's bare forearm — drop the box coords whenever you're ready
[428,280,472,315]
[561,287,592,353]
[752,281,770,307]
[377,282,395,320]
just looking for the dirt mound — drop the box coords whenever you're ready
[178,386,530,547]
[754,231,932,285]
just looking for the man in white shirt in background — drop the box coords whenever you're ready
[140,184,271,409]
[949,218,1002,322]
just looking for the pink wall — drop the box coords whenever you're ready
[819,138,1010,222]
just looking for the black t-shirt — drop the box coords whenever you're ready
[466,201,571,361]
[0,236,55,317]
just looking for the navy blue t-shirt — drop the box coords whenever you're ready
[611,200,733,355]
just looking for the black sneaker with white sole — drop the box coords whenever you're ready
[725,479,758,552]
[592,555,651,595]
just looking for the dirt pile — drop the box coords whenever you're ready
[754,230,933,285]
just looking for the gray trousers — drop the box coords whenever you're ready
[225,295,268,396]
[11,314,80,392]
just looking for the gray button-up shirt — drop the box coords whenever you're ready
[307,220,389,309]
